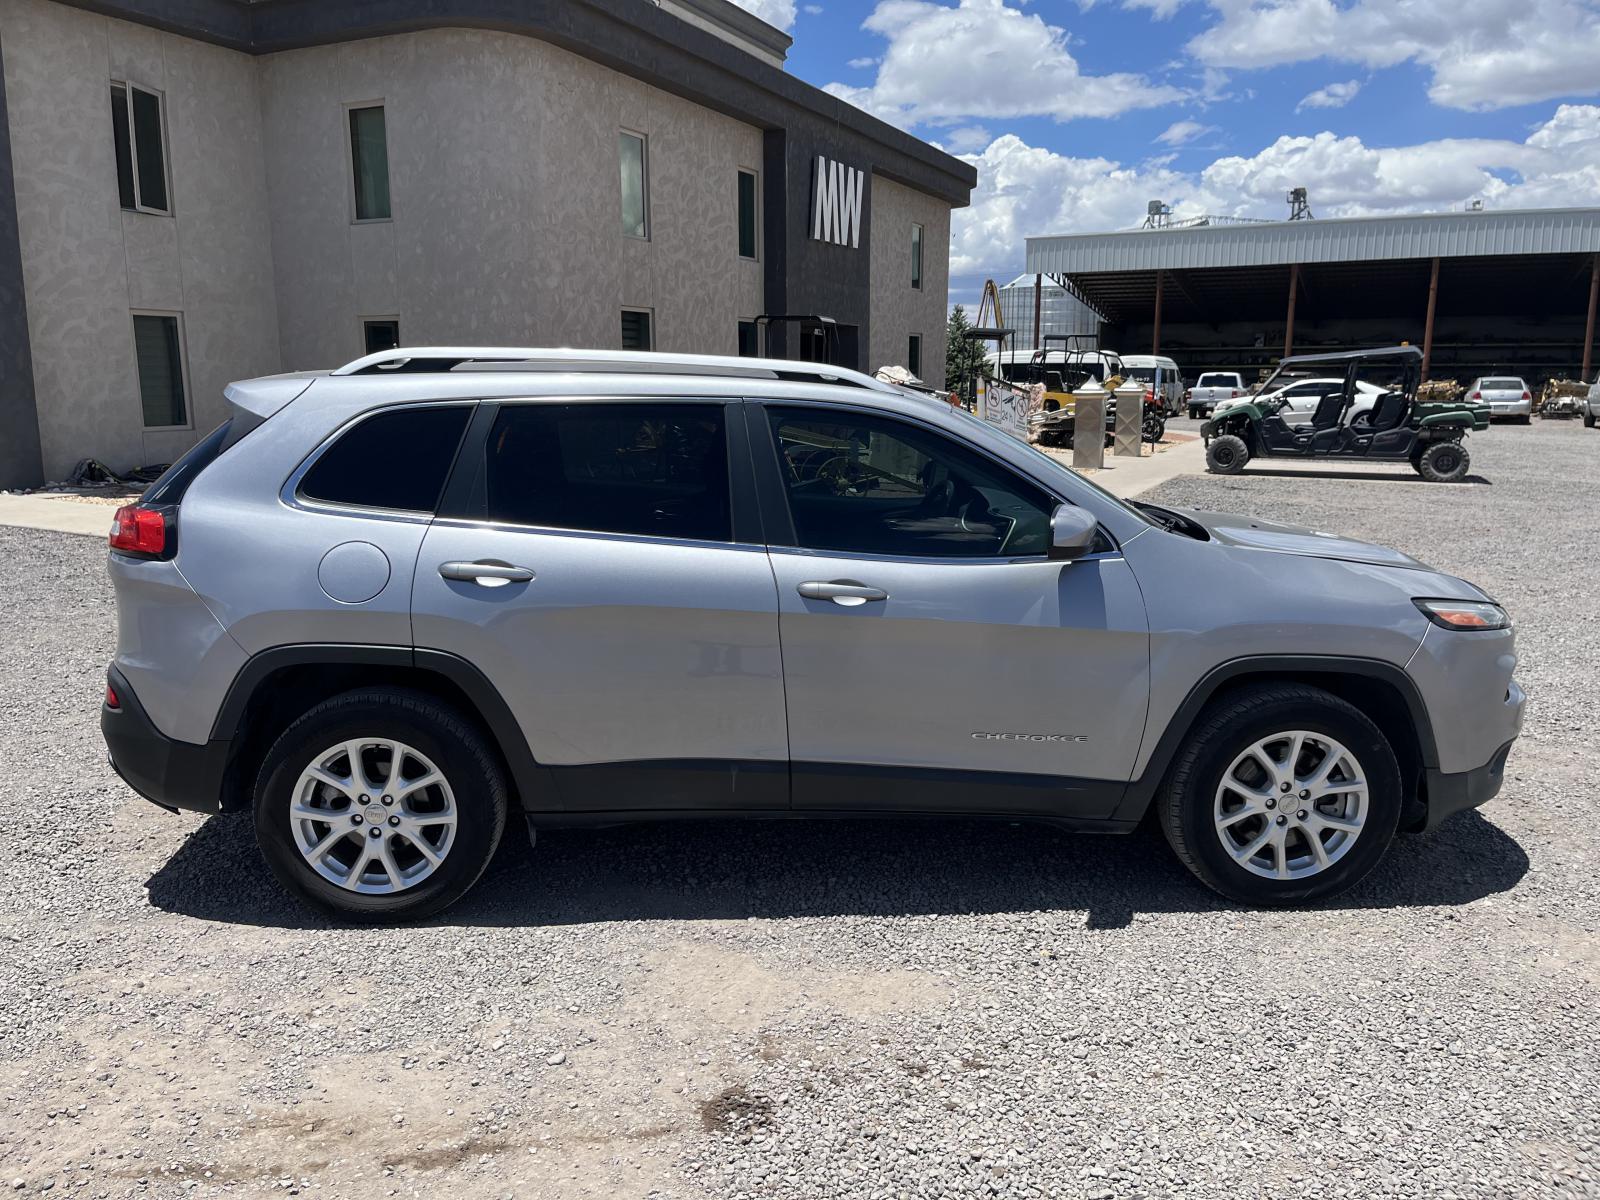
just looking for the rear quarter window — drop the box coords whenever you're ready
[300,405,471,513]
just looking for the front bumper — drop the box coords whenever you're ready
[102,667,228,815]
[1420,737,1516,832]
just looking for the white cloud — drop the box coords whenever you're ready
[1123,0,1189,17]
[803,3,823,12]
[1187,0,1600,111]
[947,106,1600,294]
[822,0,1183,130]
[1156,119,1215,146]
[725,0,797,31]
[846,55,879,68]
[1297,79,1361,111]
[940,125,995,153]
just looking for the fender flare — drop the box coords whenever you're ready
[1114,654,1438,822]
[210,644,548,804]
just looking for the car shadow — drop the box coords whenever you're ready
[144,809,1529,932]
[1238,468,1493,485]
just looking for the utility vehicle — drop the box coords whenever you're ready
[1201,346,1488,482]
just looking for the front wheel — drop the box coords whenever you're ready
[1143,413,1166,444]
[1158,684,1402,905]
[1418,440,1470,483]
[253,689,509,922]
[1206,433,1249,474]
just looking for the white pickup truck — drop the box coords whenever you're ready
[1186,371,1246,419]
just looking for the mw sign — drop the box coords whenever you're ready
[811,156,865,249]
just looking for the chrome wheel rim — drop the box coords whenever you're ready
[290,739,457,894]
[1213,731,1368,881]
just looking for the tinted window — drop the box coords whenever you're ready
[768,408,1053,558]
[1483,378,1522,389]
[738,170,757,259]
[131,87,167,212]
[301,406,470,512]
[620,132,648,238]
[1198,373,1234,387]
[738,320,760,357]
[133,314,187,428]
[349,105,391,220]
[364,319,400,354]
[484,404,729,542]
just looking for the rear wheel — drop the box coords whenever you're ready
[1158,684,1401,905]
[1584,410,1595,428]
[1418,440,1470,483]
[1188,405,1200,420]
[1206,433,1249,474]
[1143,412,1166,444]
[254,689,508,922]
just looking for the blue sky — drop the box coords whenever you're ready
[732,0,1600,306]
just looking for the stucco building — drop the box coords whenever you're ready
[0,0,975,487]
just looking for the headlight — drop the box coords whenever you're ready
[1413,598,1510,631]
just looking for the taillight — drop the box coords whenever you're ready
[1521,391,1531,401]
[1231,389,1240,398]
[1471,391,1481,399]
[109,505,169,558]
[105,683,120,710]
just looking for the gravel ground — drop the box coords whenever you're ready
[1,421,1596,1199]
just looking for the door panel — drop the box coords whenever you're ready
[412,525,787,806]
[768,550,1150,812]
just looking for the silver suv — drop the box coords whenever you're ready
[101,348,1525,920]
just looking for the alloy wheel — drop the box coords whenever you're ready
[289,739,458,894]
[1212,731,1368,881]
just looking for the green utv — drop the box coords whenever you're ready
[1201,346,1489,483]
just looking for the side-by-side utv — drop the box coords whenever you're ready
[1200,345,1489,482]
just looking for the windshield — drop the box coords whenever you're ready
[1198,373,1235,387]
[1482,378,1523,389]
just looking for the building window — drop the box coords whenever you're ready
[363,319,401,355]
[738,320,760,357]
[911,223,924,290]
[621,308,654,351]
[619,131,649,239]
[131,313,188,429]
[348,105,391,221]
[908,333,922,377]
[110,82,169,214]
[738,169,758,259]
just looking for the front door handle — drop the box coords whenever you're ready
[438,560,535,586]
[797,580,888,605]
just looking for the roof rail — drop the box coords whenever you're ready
[329,346,896,392]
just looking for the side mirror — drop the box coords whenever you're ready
[1048,504,1099,561]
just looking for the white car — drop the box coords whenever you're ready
[1468,377,1532,423]
[1215,378,1385,422]
[1586,372,1600,429]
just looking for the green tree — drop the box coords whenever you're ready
[945,304,987,399]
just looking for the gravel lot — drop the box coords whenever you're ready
[2,421,1596,1199]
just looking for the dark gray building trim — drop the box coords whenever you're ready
[0,23,45,490]
[55,0,976,207]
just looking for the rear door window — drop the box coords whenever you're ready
[480,403,730,542]
[300,405,471,513]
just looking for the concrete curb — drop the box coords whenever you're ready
[0,495,118,538]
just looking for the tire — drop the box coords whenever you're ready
[1584,410,1595,428]
[1143,413,1166,444]
[1418,440,1470,483]
[253,688,509,922]
[1517,415,1531,425]
[1158,683,1402,906]
[1188,405,1200,420]
[1205,433,1249,474]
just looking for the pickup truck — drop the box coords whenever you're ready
[1187,371,1246,419]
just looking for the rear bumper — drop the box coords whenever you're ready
[102,667,228,815]
[1420,737,1515,832]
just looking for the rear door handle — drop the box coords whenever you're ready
[797,580,888,605]
[439,560,535,586]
